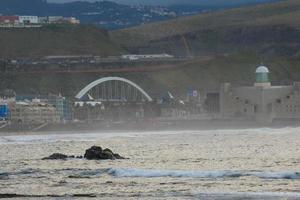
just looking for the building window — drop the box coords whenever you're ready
[254,105,257,113]
[276,99,281,104]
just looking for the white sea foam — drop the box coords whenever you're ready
[0,126,300,144]
[108,168,242,178]
[194,192,300,198]
[250,171,300,179]
[108,168,300,179]
[0,130,192,144]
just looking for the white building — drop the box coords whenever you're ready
[19,16,39,24]
[10,101,60,125]
[121,54,174,60]
[220,65,300,124]
[38,16,48,24]
[66,17,80,24]
[48,16,64,23]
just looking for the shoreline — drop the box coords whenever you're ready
[1,118,300,136]
[0,124,299,138]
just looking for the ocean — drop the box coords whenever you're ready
[1,128,300,199]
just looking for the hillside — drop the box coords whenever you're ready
[111,0,300,57]
[0,25,122,58]
[1,0,300,97]
[2,52,300,98]
[0,0,281,29]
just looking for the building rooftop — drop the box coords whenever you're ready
[256,65,269,73]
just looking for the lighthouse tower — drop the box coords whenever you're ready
[254,65,271,87]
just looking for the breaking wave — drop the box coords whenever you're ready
[3,167,300,180]
[107,168,300,179]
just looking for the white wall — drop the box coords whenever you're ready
[19,16,39,24]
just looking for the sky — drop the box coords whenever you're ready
[47,0,204,5]
[47,0,268,6]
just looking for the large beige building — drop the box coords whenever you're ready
[10,102,60,125]
[220,66,300,124]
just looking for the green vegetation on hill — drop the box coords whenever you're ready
[0,25,123,58]
[108,0,300,95]
[1,0,300,97]
[2,52,300,98]
[111,0,300,57]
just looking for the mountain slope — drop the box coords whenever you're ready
[0,0,282,29]
[111,0,300,56]
[0,25,122,58]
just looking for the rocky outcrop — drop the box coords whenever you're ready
[84,146,125,160]
[42,146,126,160]
[42,153,69,160]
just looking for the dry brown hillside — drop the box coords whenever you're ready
[0,24,123,58]
[111,0,300,56]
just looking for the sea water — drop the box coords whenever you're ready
[1,128,300,199]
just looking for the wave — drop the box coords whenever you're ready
[194,192,300,198]
[251,171,300,179]
[107,168,300,179]
[0,130,188,144]
[4,167,300,180]
[1,126,300,144]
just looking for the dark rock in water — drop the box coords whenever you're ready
[43,146,126,161]
[84,145,103,160]
[103,148,113,154]
[84,146,126,160]
[113,153,126,159]
[42,153,68,160]
[102,151,115,159]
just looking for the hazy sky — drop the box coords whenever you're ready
[47,0,274,6]
[47,0,201,5]
[48,0,243,5]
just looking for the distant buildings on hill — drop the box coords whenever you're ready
[0,15,80,27]
[121,54,174,60]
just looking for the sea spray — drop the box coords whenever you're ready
[107,168,300,179]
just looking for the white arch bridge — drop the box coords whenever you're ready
[76,77,153,102]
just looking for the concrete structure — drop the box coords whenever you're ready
[220,65,300,123]
[19,16,39,24]
[10,102,60,125]
[47,95,73,121]
[121,54,174,60]
[0,15,79,27]
[38,16,48,24]
[16,95,73,122]
[64,17,80,24]
[0,16,19,25]
[48,16,64,23]
[48,16,80,24]
[254,65,271,87]
[76,77,153,102]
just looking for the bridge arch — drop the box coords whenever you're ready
[76,77,152,101]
